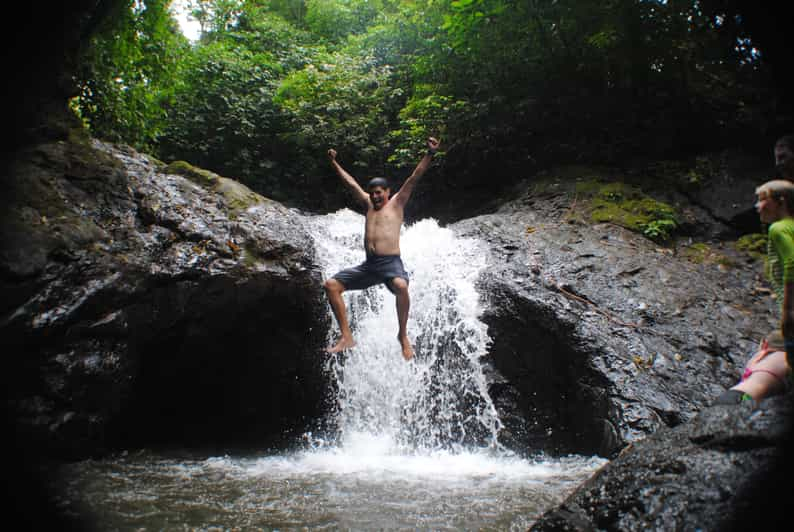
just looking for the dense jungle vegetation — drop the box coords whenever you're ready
[70,0,791,213]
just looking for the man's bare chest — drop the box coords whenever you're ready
[367,205,403,229]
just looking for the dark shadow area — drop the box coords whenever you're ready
[105,275,330,451]
[721,400,794,532]
[482,290,616,458]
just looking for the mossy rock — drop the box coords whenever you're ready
[166,160,220,187]
[215,177,268,214]
[573,180,679,242]
[166,160,268,216]
[735,233,767,261]
[530,166,612,195]
[679,242,734,267]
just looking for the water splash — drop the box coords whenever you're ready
[308,210,502,454]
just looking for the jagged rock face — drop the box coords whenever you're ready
[530,397,792,531]
[451,165,776,457]
[1,139,330,458]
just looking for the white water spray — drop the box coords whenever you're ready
[308,210,503,454]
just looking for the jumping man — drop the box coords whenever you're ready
[324,137,440,360]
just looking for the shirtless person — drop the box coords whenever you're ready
[324,137,440,360]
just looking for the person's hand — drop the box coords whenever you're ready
[327,148,337,161]
[427,137,440,154]
[748,338,771,367]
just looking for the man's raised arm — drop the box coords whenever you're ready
[394,137,440,207]
[328,148,369,207]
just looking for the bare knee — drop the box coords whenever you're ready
[324,278,345,295]
[391,278,409,295]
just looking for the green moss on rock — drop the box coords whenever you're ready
[166,160,268,217]
[681,243,711,264]
[574,180,679,242]
[215,177,267,214]
[680,242,734,267]
[735,233,767,261]
[166,160,220,187]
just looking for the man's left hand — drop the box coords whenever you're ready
[427,137,440,154]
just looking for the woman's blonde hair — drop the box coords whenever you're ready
[756,179,794,209]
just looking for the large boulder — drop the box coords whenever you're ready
[1,138,330,459]
[451,160,777,457]
[530,396,792,531]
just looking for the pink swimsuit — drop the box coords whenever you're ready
[741,366,787,387]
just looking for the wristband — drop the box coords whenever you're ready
[427,148,437,156]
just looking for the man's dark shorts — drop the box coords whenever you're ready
[331,254,409,294]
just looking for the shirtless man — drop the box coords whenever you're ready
[324,137,440,360]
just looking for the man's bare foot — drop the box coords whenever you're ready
[398,335,414,361]
[327,336,356,353]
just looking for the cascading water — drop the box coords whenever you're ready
[308,209,502,454]
[52,210,607,530]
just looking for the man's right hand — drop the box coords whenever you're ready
[327,148,337,162]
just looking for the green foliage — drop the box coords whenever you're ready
[74,0,776,212]
[188,0,244,37]
[274,51,401,170]
[641,218,677,242]
[304,0,392,43]
[74,0,188,151]
[158,39,286,185]
[387,89,464,165]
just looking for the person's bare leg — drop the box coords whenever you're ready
[392,278,414,360]
[324,278,356,352]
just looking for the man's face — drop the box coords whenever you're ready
[775,143,794,180]
[369,186,389,210]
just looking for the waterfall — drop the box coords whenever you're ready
[308,209,503,454]
[52,207,608,530]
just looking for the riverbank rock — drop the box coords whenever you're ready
[1,138,329,459]
[451,159,776,457]
[530,395,792,531]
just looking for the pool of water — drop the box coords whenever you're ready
[53,438,605,530]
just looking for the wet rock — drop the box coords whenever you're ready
[530,396,793,531]
[448,164,791,528]
[1,139,330,458]
[451,164,776,457]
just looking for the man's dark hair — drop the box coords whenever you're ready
[776,135,794,151]
[367,177,390,190]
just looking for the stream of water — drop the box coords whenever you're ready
[53,210,605,530]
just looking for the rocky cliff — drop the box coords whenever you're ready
[2,136,330,460]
